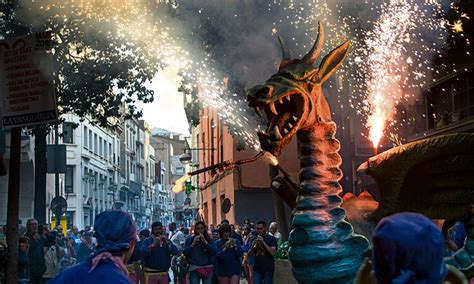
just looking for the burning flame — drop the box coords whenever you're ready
[263,151,279,166]
[172,174,190,193]
[367,94,386,148]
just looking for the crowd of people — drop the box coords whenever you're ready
[1,211,471,284]
[1,215,281,284]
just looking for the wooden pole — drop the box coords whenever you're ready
[5,127,21,284]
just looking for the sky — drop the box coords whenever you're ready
[138,66,190,135]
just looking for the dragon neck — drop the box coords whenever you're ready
[288,121,369,284]
[296,122,343,195]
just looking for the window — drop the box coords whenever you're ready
[94,134,98,154]
[65,166,74,193]
[126,129,128,146]
[108,142,112,162]
[99,137,103,157]
[104,140,108,160]
[220,194,226,220]
[83,126,88,148]
[63,122,74,144]
[212,198,217,227]
[89,130,93,152]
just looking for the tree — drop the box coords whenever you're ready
[0,0,168,223]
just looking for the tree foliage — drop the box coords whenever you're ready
[0,0,168,126]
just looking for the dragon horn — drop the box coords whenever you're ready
[301,21,324,66]
[278,36,291,61]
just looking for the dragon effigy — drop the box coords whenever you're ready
[247,22,474,283]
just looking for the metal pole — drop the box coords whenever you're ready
[5,127,21,284]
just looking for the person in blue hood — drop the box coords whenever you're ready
[140,221,179,284]
[214,223,243,284]
[47,210,137,284]
[353,212,467,284]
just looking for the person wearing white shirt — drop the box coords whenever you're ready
[268,222,281,241]
[168,222,186,251]
[168,222,187,284]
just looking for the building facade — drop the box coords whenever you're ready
[61,113,122,229]
[150,131,187,226]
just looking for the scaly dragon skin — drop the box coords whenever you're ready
[247,23,369,283]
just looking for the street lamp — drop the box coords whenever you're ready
[179,148,215,165]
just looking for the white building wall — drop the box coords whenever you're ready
[63,113,121,229]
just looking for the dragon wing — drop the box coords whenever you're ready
[357,133,474,222]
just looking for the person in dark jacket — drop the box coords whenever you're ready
[25,218,54,284]
[76,231,95,262]
[184,221,217,284]
[18,236,30,284]
[128,229,150,264]
[47,210,137,284]
[141,222,178,284]
[214,223,243,284]
[248,221,277,284]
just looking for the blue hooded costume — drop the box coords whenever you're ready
[372,212,447,284]
[47,210,137,284]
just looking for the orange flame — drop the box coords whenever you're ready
[263,151,279,166]
[172,174,190,193]
[367,92,387,149]
[369,115,384,149]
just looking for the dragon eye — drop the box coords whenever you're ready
[255,86,272,98]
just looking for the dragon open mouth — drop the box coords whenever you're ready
[252,92,306,154]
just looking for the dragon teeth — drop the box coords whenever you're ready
[282,128,289,135]
[271,126,283,140]
[292,116,298,121]
[285,96,291,101]
[268,102,278,116]
[255,106,263,118]
[278,97,283,104]
[285,123,293,129]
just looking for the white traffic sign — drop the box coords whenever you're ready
[0,32,57,127]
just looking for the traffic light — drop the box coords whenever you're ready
[184,181,194,195]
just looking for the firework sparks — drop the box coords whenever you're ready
[360,0,444,148]
[451,19,464,33]
[270,0,446,149]
[21,0,465,154]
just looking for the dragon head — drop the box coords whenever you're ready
[247,23,351,156]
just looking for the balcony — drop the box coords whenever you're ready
[128,180,142,195]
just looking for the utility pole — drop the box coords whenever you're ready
[6,127,21,284]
